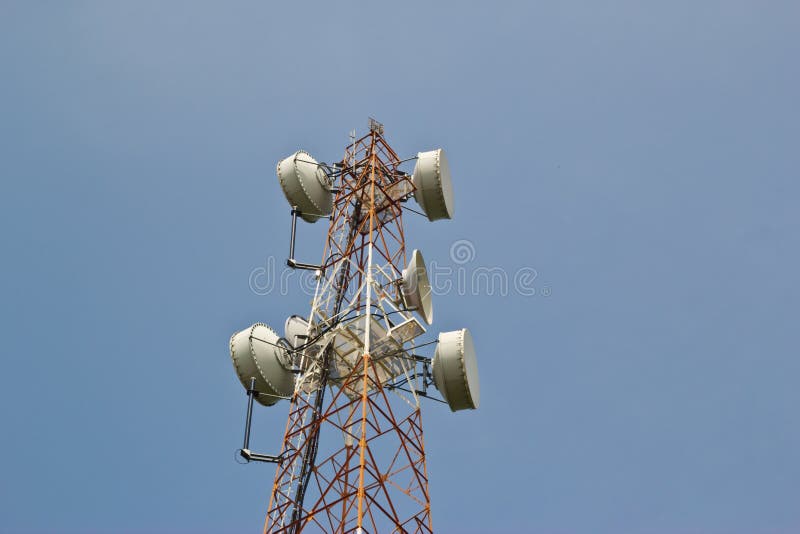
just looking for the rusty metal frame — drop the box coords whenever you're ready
[264,127,431,533]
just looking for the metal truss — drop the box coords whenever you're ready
[265,125,432,533]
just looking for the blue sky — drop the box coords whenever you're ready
[1,2,798,533]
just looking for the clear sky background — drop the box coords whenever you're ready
[1,2,798,533]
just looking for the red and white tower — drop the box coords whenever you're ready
[230,119,480,533]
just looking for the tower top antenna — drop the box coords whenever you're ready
[228,121,480,532]
[368,116,384,135]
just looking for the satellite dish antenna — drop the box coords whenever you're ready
[277,150,333,222]
[401,249,433,324]
[432,328,479,411]
[284,315,310,349]
[412,148,454,221]
[230,323,294,406]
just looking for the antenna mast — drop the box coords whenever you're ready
[229,120,479,533]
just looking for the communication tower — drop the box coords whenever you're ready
[229,119,480,533]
